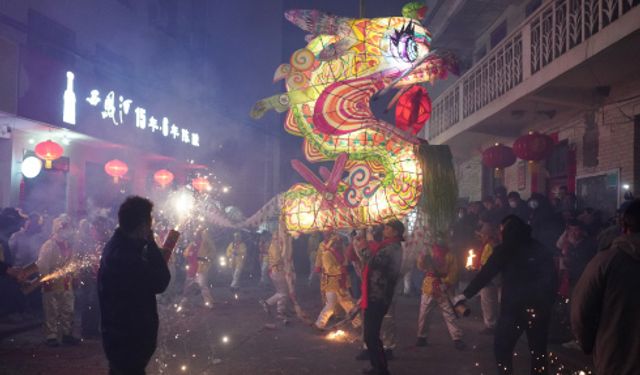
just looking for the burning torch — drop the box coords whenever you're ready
[465,249,477,270]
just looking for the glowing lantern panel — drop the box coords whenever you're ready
[154,169,174,188]
[192,177,211,193]
[104,159,128,183]
[34,140,64,169]
[395,85,432,135]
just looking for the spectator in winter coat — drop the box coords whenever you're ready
[98,197,170,375]
[507,191,529,222]
[527,193,563,251]
[458,215,557,375]
[571,199,640,375]
[9,213,47,267]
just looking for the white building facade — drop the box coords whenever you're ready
[424,0,640,217]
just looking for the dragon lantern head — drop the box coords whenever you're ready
[250,3,459,234]
[252,4,457,132]
[283,6,456,98]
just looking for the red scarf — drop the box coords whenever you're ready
[361,237,401,310]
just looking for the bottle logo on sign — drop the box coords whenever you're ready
[63,72,76,125]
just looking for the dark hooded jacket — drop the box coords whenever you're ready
[98,228,170,369]
[571,233,640,375]
[463,216,557,311]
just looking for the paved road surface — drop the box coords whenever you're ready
[0,281,592,375]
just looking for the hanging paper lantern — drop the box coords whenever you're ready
[395,85,432,135]
[154,169,174,188]
[482,143,516,169]
[104,159,128,183]
[34,140,64,169]
[192,177,211,193]
[513,132,554,161]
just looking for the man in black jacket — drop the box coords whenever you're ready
[98,197,171,375]
[357,220,404,375]
[457,215,557,375]
[571,199,640,375]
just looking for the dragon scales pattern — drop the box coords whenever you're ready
[251,8,456,233]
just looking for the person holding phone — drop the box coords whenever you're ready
[98,196,171,375]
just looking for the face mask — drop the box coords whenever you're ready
[509,201,517,208]
[529,200,539,209]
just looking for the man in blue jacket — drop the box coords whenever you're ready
[98,197,171,375]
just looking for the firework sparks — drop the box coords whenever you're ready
[39,253,100,283]
[325,330,347,341]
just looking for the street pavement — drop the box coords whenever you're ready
[0,280,593,375]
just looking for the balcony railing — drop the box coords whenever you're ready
[427,0,639,141]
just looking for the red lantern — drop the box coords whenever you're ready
[34,140,64,169]
[154,169,174,188]
[104,159,128,183]
[192,177,211,193]
[482,143,516,169]
[513,132,554,161]
[395,85,432,135]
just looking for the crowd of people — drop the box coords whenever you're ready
[1,186,639,375]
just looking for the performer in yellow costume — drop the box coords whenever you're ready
[226,232,247,291]
[313,231,361,330]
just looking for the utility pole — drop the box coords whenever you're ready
[359,0,365,17]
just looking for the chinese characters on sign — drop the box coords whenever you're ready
[63,71,200,147]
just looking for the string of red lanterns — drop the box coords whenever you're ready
[482,132,554,172]
[512,132,554,161]
[34,140,64,169]
[482,143,516,170]
[154,169,174,188]
[104,159,128,183]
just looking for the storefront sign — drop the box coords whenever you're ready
[62,71,200,147]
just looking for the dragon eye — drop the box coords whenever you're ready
[401,36,418,62]
[391,23,419,63]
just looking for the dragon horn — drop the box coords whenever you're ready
[285,9,353,36]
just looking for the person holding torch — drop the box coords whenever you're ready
[415,231,465,350]
[474,222,500,334]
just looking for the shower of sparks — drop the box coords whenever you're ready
[325,330,348,341]
[39,253,100,283]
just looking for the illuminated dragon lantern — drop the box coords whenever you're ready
[251,3,458,234]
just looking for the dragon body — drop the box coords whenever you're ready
[251,6,457,233]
